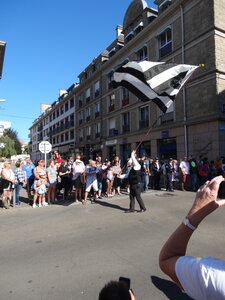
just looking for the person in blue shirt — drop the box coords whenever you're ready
[22,157,35,203]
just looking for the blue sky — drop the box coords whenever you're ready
[0,0,157,143]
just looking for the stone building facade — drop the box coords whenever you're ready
[30,0,225,163]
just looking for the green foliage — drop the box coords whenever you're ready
[3,128,21,154]
[0,135,17,158]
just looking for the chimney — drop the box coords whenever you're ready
[116,25,123,38]
[40,103,51,114]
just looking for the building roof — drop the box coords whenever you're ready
[123,0,148,29]
[0,41,6,79]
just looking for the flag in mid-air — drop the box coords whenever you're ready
[113,61,198,113]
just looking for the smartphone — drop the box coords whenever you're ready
[119,277,130,289]
[218,181,225,199]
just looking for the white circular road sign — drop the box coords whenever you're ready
[39,141,52,154]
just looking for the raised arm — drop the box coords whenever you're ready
[159,176,225,288]
[131,150,140,171]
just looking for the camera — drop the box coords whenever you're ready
[218,181,225,199]
[119,277,130,289]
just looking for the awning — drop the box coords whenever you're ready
[109,47,116,55]
[125,31,134,39]
[155,25,171,37]
[159,0,172,8]
[133,21,144,32]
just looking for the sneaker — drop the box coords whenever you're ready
[32,204,37,208]
[38,203,42,208]
[42,202,48,207]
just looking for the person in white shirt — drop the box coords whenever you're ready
[179,156,190,191]
[72,158,85,202]
[159,176,225,300]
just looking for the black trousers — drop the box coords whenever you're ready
[129,183,146,211]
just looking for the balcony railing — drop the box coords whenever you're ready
[86,96,90,103]
[79,137,83,142]
[95,111,100,118]
[79,119,83,125]
[86,116,91,122]
[139,120,149,129]
[109,129,119,136]
[122,97,129,106]
[79,100,83,108]
[122,125,130,133]
[86,135,91,140]
[95,133,100,138]
[109,104,115,112]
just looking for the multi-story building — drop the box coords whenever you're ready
[75,0,225,163]
[29,85,77,161]
[30,0,225,163]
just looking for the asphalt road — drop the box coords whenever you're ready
[1,189,225,300]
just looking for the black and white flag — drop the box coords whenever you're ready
[113,61,198,113]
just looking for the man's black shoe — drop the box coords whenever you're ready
[125,209,135,213]
[138,208,146,213]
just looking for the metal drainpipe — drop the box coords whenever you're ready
[181,4,188,157]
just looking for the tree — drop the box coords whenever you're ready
[3,128,21,154]
[0,135,17,158]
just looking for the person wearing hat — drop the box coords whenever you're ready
[152,157,162,190]
[119,150,146,213]
[165,158,175,192]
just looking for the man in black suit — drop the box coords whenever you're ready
[119,150,146,213]
[165,158,175,191]
[152,157,162,190]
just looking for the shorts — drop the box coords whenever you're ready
[85,180,98,192]
[97,180,102,190]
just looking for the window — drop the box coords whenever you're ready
[109,118,118,136]
[86,88,90,102]
[122,112,130,133]
[136,46,148,61]
[65,132,69,141]
[95,122,100,133]
[78,111,83,124]
[65,102,69,112]
[61,134,64,142]
[70,130,74,140]
[78,94,83,108]
[109,94,115,112]
[86,126,91,139]
[108,72,114,89]
[70,98,74,108]
[86,107,91,121]
[139,106,149,128]
[158,27,172,58]
[60,106,64,115]
[125,31,134,43]
[122,88,129,106]
[57,109,59,118]
[95,103,100,117]
[94,81,100,97]
[79,129,83,141]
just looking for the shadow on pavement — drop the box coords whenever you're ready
[95,199,127,212]
[151,276,193,300]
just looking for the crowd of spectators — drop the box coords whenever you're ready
[0,151,225,209]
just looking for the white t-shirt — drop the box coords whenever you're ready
[179,161,190,174]
[175,256,225,299]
